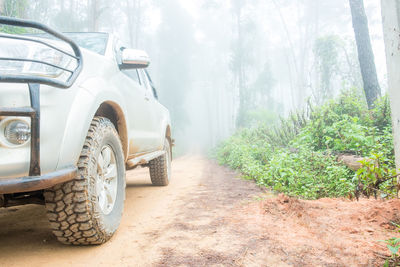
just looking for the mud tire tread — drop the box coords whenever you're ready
[44,117,124,245]
[149,139,171,186]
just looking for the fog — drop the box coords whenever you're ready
[2,0,387,154]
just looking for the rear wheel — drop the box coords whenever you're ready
[149,138,171,186]
[44,117,126,245]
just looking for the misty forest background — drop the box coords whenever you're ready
[0,0,386,154]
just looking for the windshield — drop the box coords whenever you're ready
[26,32,109,55]
[64,33,108,55]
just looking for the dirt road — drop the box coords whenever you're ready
[0,156,398,266]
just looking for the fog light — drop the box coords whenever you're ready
[4,120,31,145]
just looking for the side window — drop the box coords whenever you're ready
[145,70,158,99]
[122,69,140,84]
[138,69,154,97]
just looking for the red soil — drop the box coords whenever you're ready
[232,194,400,266]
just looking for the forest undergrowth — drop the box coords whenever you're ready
[216,89,397,200]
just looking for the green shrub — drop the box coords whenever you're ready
[382,224,400,267]
[356,152,398,199]
[260,146,353,199]
[215,89,396,199]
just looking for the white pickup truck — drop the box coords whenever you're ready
[0,17,172,245]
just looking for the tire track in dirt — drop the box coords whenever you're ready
[0,156,282,266]
[0,156,396,266]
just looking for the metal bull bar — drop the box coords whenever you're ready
[0,17,83,193]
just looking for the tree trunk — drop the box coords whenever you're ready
[134,0,141,48]
[233,0,246,127]
[89,0,100,32]
[125,0,142,48]
[126,0,135,46]
[0,0,4,14]
[349,0,381,109]
[381,0,400,181]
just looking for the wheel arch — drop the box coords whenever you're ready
[165,125,172,142]
[95,101,129,161]
[56,85,130,170]
[164,124,173,160]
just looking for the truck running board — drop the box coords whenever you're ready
[126,150,165,170]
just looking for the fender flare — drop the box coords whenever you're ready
[56,81,129,169]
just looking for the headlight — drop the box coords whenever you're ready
[26,47,70,78]
[3,120,31,145]
[0,36,75,79]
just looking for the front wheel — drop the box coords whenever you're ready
[149,138,171,186]
[44,117,126,245]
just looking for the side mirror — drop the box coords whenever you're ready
[120,49,150,69]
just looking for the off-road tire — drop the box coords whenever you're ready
[44,117,126,245]
[149,138,171,186]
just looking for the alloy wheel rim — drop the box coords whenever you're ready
[96,145,118,215]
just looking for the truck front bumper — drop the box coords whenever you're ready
[0,17,84,196]
[0,166,77,194]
